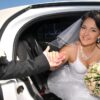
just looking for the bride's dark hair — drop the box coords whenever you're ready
[81,10,100,29]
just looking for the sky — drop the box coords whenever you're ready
[0,0,60,10]
[1,0,98,10]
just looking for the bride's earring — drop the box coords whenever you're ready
[96,38,100,44]
[96,37,100,49]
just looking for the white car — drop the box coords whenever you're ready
[0,0,100,100]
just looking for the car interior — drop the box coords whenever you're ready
[14,11,87,100]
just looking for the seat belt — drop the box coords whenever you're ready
[23,40,43,89]
[22,41,43,100]
[21,77,43,100]
[0,85,4,100]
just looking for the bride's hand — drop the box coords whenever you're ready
[43,46,65,70]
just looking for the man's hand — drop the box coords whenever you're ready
[43,46,65,70]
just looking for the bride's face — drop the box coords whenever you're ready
[79,17,100,46]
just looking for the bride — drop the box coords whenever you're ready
[47,10,100,100]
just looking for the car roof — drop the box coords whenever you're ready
[0,5,28,28]
[0,0,100,29]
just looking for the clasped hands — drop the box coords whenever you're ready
[43,46,65,70]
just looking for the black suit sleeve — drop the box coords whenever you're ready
[0,53,50,80]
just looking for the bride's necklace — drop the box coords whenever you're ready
[79,45,96,61]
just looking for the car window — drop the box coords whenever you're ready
[18,11,85,50]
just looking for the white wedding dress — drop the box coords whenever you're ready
[47,48,100,100]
